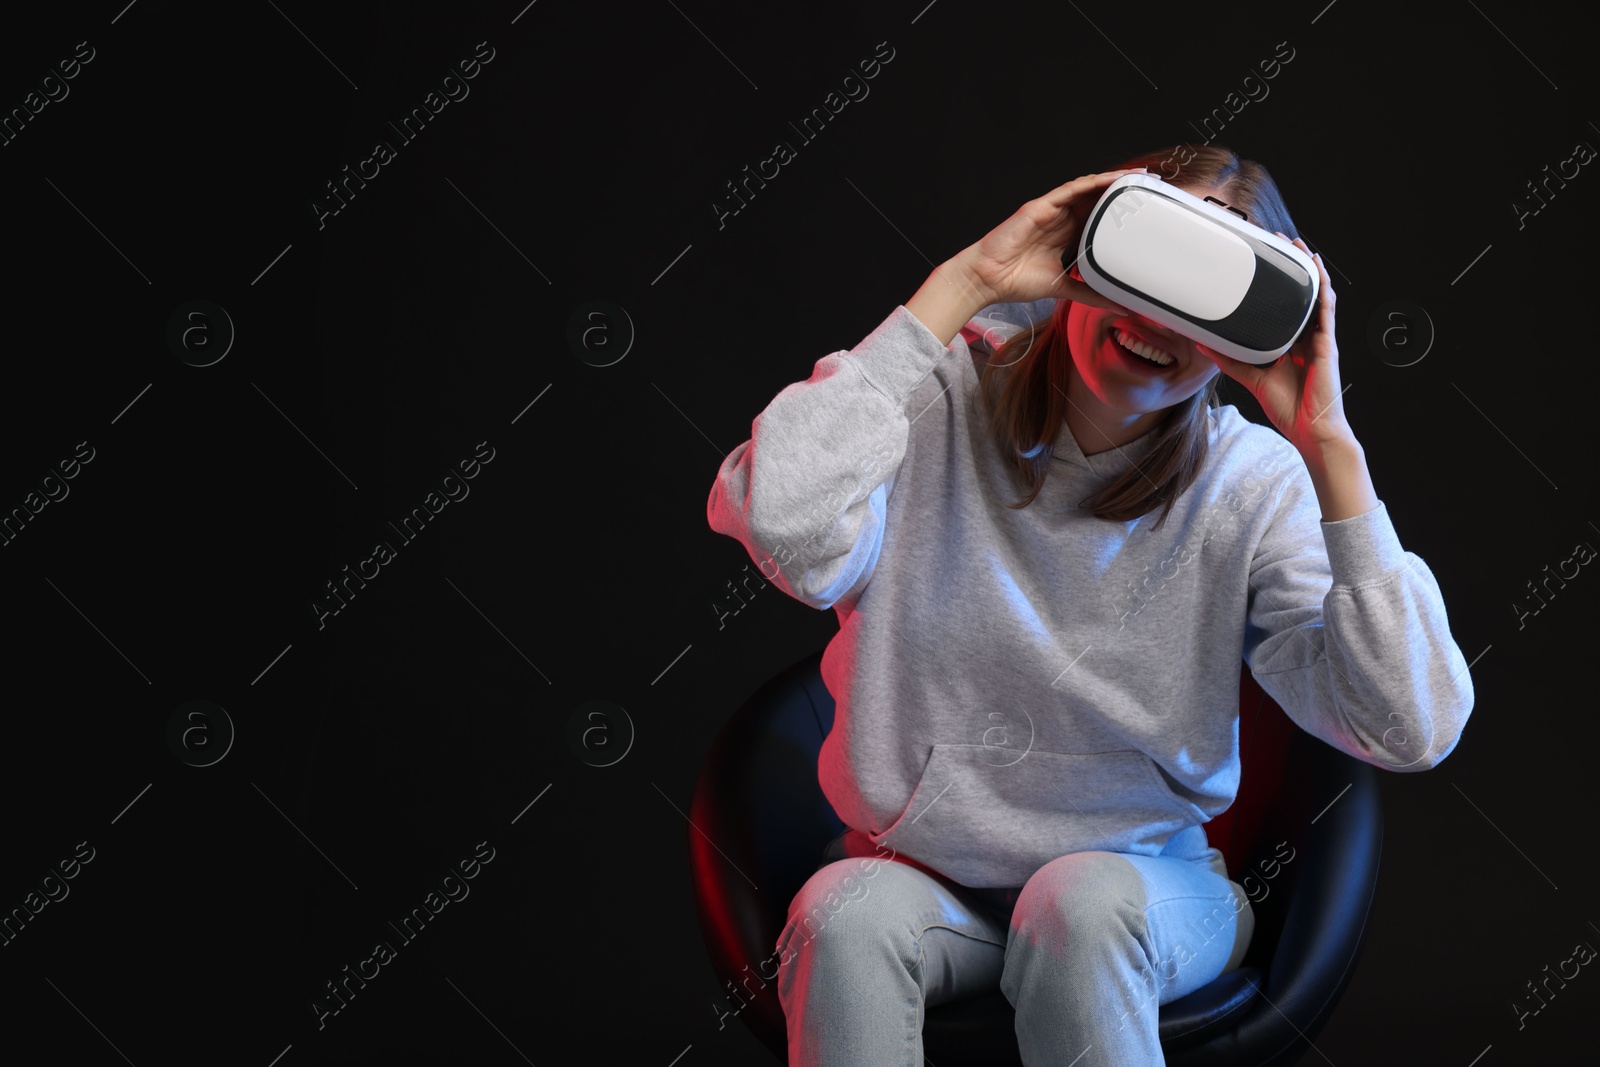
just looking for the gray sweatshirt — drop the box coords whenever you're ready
[706,300,1475,888]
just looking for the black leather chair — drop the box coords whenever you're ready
[688,646,1384,1065]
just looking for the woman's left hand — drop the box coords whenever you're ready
[1194,236,1355,454]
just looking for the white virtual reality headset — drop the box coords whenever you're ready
[1074,173,1318,365]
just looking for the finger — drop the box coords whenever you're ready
[1299,248,1331,308]
[1313,252,1335,329]
[1046,167,1151,244]
[1290,236,1329,286]
[1314,251,1334,300]
[1040,167,1148,208]
[1279,234,1335,328]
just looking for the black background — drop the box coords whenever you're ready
[0,1,1595,1064]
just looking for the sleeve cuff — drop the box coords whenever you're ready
[849,305,955,404]
[1319,500,1408,587]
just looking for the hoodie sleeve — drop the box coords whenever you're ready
[706,305,954,612]
[1242,461,1476,771]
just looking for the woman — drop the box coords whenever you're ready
[704,145,1475,1065]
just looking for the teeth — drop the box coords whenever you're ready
[1114,328,1174,366]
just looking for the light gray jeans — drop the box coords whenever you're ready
[775,825,1254,1066]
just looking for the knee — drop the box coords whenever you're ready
[1010,851,1147,958]
[779,859,907,962]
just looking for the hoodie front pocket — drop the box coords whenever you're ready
[868,744,1204,888]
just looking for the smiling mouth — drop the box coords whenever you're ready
[1111,327,1176,368]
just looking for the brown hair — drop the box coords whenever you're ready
[974,144,1302,529]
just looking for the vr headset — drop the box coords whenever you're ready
[1074,173,1318,365]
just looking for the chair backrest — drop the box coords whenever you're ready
[689,649,845,999]
[1204,664,1297,876]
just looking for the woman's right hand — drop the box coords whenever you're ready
[959,168,1148,311]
